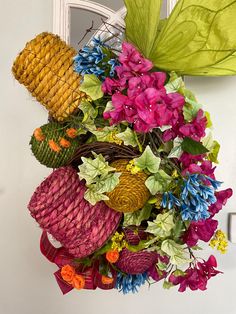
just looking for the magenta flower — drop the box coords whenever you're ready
[169,255,222,292]
[102,77,126,95]
[182,160,216,178]
[117,42,153,75]
[179,109,207,141]
[209,188,233,216]
[183,218,218,247]
[180,152,206,168]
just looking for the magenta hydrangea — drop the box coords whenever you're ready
[102,42,185,133]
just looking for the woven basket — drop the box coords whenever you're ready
[28,166,122,258]
[105,159,150,213]
[30,122,80,168]
[115,249,158,275]
[12,32,87,121]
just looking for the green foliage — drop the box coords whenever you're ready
[145,170,172,195]
[123,204,152,227]
[116,127,139,147]
[150,0,236,76]
[168,137,183,159]
[78,152,120,205]
[80,74,104,100]
[202,132,220,163]
[146,212,175,238]
[124,0,163,58]
[181,137,209,155]
[135,145,161,173]
[161,239,192,266]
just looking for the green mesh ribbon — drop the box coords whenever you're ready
[30,122,79,168]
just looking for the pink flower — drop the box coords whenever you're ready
[182,160,216,178]
[180,153,205,168]
[179,109,207,141]
[183,218,218,247]
[117,42,153,75]
[209,188,233,216]
[102,77,126,95]
[169,255,222,292]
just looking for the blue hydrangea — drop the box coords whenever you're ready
[74,37,119,79]
[162,174,222,222]
[115,272,148,294]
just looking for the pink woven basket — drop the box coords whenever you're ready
[115,248,159,275]
[28,166,122,258]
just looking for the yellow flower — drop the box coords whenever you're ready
[108,132,123,145]
[209,230,228,254]
[126,160,141,175]
[111,232,128,252]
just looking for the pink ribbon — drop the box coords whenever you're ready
[40,231,116,294]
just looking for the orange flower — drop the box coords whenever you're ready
[106,250,119,263]
[72,274,85,290]
[101,275,114,285]
[61,265,75,284]
[59,137,71,148]
[48,139,61,152]
[34,128,45,142]
[66,128,78,139]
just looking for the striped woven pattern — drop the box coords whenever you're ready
[28,167,122,258]
[115,249,158,275]
[12,32,86,121]
[105,160,150,213]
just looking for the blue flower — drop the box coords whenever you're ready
[161,174,222,222]
[180,174,222,221]
[74,36,119,79]
[162,192,181,210]
[115,272,148,294]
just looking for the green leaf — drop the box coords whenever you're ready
[79,101,98,131]
[95,172,121,194]
[84,189,109,205]
[124,0,163,58]
[80,74,103,100]
[172,269,186,277]
[183,98,202,122]
[181,137,209,155]
[135,146,161,173]
[191,245,203,251]
[145,170,172,195]
[165,77,184,93]
[163,280,174,289]
[116,127,138,147]
[168,137,183,159]
[146,212,175,238]
[205,111,213,128]
[91,126,119,142]
[157,262,168,271]
[202,133,220,163]
[150,0,236,76]
[123,204,152,227]
[161,239,192,266]
[78,153,115,185]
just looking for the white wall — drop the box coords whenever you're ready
[1,1,236,314]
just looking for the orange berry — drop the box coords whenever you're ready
[72,274,85,290]
[101,275,114,285]
[66,128,78,139]
[48,139,61,152]
[106,250,119,263]
[59,137,71,148]
[34,128,45,142]
[61,265,75,284]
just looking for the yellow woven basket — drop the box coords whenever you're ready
[12,32,86,121]
[105,160,150,213]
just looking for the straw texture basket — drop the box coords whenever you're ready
[105,160,150,213]
[12,32,86,121]
[28,167,122,258]
[115,249,158,275]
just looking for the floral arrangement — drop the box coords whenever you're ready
[12,0,236,294]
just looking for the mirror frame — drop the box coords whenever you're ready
[53,0,178,43]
